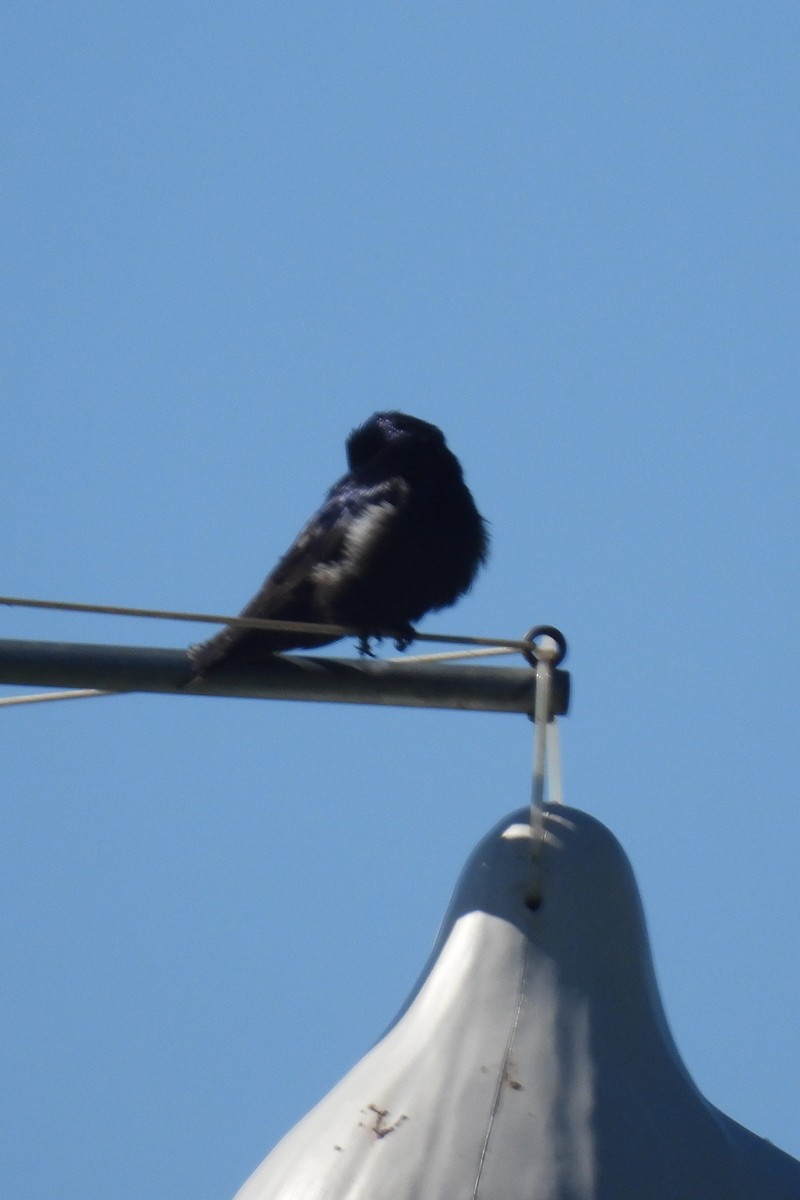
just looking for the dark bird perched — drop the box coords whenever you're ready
[188,411,489,675]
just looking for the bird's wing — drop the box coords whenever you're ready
[188,475,411,672]
[238,474,409,621]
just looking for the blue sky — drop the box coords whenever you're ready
[2,4,798,1197]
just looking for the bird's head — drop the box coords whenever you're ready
[346,412,450,473]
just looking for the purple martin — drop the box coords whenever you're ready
[188,411,489,674]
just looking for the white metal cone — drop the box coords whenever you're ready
[234,806,800,1199]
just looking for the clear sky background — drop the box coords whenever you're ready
[2,4,798,1197]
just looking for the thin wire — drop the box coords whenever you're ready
[527,637,562,903]
[530,658,551,845]
[0,688,116,708]
[547,719,564,806]
[0,593,540,655]
[387,646,519,665]
[0,594,355,637]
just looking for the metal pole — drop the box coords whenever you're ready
[0,638,570,716]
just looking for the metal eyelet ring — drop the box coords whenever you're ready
[523,625,567,669]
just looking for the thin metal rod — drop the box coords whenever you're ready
[0,688,113,708]
[0,637,570,716]
[547,720,564,806]
[531,658,551,824]
[0,593,545,654]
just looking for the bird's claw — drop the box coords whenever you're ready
[356,624,416,656]
[392,624,416,652]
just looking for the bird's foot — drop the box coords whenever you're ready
[356,624,416,656]
[392,624,416,652]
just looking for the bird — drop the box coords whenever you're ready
[188,411,489,676]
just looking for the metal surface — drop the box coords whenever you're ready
[0,638,570,716]
[233,808,800,1200]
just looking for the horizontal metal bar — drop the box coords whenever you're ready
[0,638,570,716]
